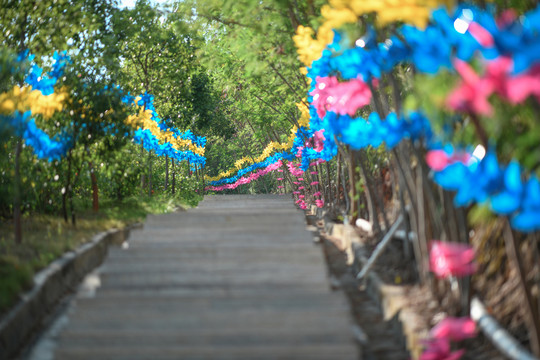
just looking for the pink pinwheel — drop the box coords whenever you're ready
[310,76,340,118]
[311,181,319,186]
[447,56,540,116]
[206,160,284,192]
[475,56,540,104]
[287,162,304,177]
[298,178,304,181]
[328,78,373,116]
[311,171,318,175]
[313,129,325,152]
[426,150,471,171]
[277,185,284,189]
[310,76,372,118]
[277,177,283,181]
[293,181,301,185]
[293,191,301,195]
[429,241,477,278]
[313,191,322,197]
[447,59,494,115]
[299,195,305,199]
[267,160,282,171]
[430,317,476,342]
[298,186,305,190]
[316,199,324,208]
[467,22,494,47]
[506,65,540,104]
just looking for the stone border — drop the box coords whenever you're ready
[353,243,427,359]
[309,206,427,359]
[0,224,141,360]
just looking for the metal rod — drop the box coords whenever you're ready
[356,214,404,280]
[471,297,539,360]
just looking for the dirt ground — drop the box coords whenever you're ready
[312,214,520,359]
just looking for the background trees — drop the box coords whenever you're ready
[0,0,228,239]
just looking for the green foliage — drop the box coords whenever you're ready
[0,0,118,55]
[189,72,235,138]
[109,0,233,138]
[0,193,202,314]
[0,49,28,92]
[0,255,32,314]
[490,98,540,173]
[171,0,325,180]
[468,203,497,227]
[404,71,458,142]
[407,67,540,176]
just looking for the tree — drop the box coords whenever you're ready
[111,0,232,192]
[0,0,119,242]
[170,0,323,180]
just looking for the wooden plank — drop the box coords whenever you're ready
[47,195,358,360]
[56,344,358,360]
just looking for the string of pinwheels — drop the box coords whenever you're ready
[0,51,207,167]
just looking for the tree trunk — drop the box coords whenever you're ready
[357,151,377,229]
[347,148,358,223]
[89,162,99,212]
[200,166,205,196]
[504,220,540,357]
[414,163,429,284]
[140,141,145,195]
[148,150,153,196]
[69,184,76,226]
[172,158,176,195]
[340,151,350,216]
[14,139,22,243]
[336,153,342,208]
[360,151,390,231]
[165,154,169,191]
[325,161,333,207]
[14,21,27,243]
[62,152,73,223]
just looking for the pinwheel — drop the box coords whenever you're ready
[429,240,477,278]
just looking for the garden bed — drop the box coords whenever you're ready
[308,205,532,359]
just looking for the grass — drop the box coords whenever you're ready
[0,193,201,315]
